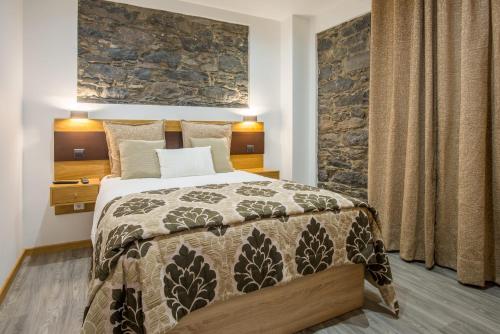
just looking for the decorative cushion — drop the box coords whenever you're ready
[180,121,232,148]
[119,140,165,180]
[190,137,234,173]
[156,147,216,179]
[103,121,165,177]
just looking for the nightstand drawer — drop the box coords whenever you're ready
[240,168,280,180]
[50,180,100,206]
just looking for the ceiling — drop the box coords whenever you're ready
[178,0,342,21]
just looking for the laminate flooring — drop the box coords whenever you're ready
[0,250,499,334]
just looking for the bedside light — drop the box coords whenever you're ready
[70,111,89,119]
[242,115,258,122]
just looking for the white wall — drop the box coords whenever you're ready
[292,16,314,185]
[313,0,370,34]
[23,0,281,247]
[280,15,315,185]
[280,17,294,180]
[0,0,23,283]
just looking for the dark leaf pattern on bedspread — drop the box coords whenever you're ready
[236,200,286,221]
[283,182,320,192]
[98,196,122,228]
[110,286,145,334]
[113,198,165,217]
[346,211,375,263]
[163,245,217,321]
[196,183,229,190]
[242,181,272,186]
[296,217,334,275]
[95,225,144,281]
[163,207,224,233]
[367,240,393,286]
[234,228,283,293]
[180,191,226,204]
[346,211,393,286]
[127,240,153,260]
[293,193,340,213]
[141,188,180,195]
[235,186,277,197]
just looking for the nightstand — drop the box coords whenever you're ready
[241,168,280,179]
[50,179,100,215]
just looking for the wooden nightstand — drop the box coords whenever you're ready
[241,168,280,179]
[50,179,100,215]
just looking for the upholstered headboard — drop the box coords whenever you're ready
[53,119,264,180]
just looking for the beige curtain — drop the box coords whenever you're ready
[369,0,499,286]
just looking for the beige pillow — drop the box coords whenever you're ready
[181,121,232,148]
[191,137,234,173]
[103,121,165,177]
[119,140,165,179]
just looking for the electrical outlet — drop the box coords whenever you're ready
[74,203,85,211]
[246,144,255,153]
[74,148,85,160]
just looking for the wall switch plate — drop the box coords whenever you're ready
[246,144,255,153]
[74,203,85,211]
[74,148,85,160]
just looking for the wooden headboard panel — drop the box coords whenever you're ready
[53,119,264,180]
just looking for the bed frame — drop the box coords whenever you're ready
[53,119,365,333]
[171,264,364,334]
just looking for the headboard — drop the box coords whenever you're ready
[53,119,264,180]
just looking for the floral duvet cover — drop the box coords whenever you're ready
[82,180,398,333]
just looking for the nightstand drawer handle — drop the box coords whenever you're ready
[74,193,78,199]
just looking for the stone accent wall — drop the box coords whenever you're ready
[317,14,370,201]
[78,0,248,107]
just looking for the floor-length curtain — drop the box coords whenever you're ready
[368,0,499,286]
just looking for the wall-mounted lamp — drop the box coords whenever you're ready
[70,111,89,119]
[242,115,258,122]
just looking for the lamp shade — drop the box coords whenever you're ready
[242,115,258,122]
[70,111,89,119]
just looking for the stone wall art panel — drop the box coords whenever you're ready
[317,14,370,200]
[78,0,249,107]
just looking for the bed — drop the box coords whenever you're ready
[82,172,398,333]
[52,119,397,333]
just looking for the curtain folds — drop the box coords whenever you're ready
[369,0,499,286]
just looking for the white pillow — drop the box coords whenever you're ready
[156,147,216,179]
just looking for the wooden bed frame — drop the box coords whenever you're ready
[171,264,364,334]
[53,119,365,333]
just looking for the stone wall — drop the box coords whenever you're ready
[78,0,248,107]
[317,14,370,200]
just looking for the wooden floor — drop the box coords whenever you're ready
[0,250,499,334]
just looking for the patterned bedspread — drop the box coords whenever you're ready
[82,180,398,333]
